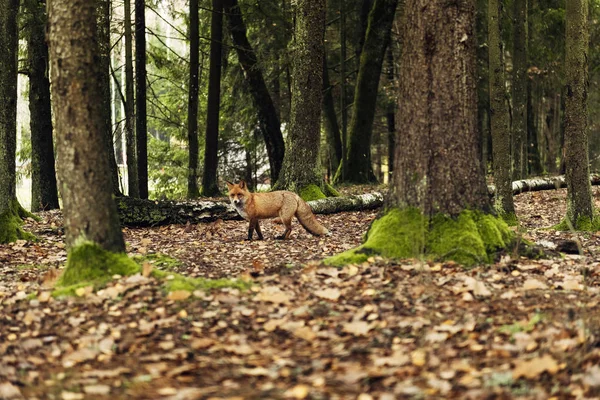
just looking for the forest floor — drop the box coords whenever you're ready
[2,186,600,399]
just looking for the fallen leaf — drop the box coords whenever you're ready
[513,354,559,379]
[167,290,191,301]
[313,288,341,301]
[342,321,373,336]
[255,286,292,304]
[522,279,548,290]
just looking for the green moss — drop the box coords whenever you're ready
[299,184,327,202]
[150,269,252,293]
[553,214,600,231]
[0,200,36,243]
[58,240,140,287]
[323,183,340,197]
[133,253,182,271]
[325,207,514,267]
[499,212,518,227]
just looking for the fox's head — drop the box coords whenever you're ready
[226,180,250,207]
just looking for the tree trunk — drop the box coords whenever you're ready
[322,54,342,174]
[201,0,223,197]
[223,0,285,183]
[124,0,139,197]
[562,0,594,230]
[27,0,60,211]
[326,0,513,267]
[488,0,515,219]
[135,0,148,198]
[386,45,396,183]
[512,0,527,180]
[275,0,327,198]
[337,0,399,184]
[187,0,200,198]
[527,77,542,175]
[48,0,126,253]
[0,0,32,243]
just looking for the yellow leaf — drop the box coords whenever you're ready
[167,290,191,301]
[513,354,559,379]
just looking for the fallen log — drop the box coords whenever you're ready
[488,174,600,196]
[117,192,384,227]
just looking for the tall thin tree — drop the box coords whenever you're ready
[27,0,59,211]
[560,0,595,230]
[124,0,139,197]
[0,0,34,243]
[489,0,515,221]
[201,0,223,196]
[135,0,148,198]
[512,0,527,179]
[187,0,200,198]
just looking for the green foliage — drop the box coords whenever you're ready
[133,253,183,271]
[149,268,252,293]
[148,137,189,199]
[325,208,514,267]
[0,200,36,243]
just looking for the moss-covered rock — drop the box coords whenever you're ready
[553,214,600,231]
[325,207,514,267]
[0,199,36,243]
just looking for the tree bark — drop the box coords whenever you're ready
[338,0,399,184]
[322,54,342,174]
[512,0,527,180]
[276,0,326,195]
[386,45,396,183]
[97,0,121,197]
[223,0,285,183]
[201,0,223,197]
[488,0,515,217]
[27,0,60,211]
[187,0,200,198]
[391,0,490,215]
[124,0,139,197]
[135,0,148,198]
[48,0,125,252]
[563,0,593,228]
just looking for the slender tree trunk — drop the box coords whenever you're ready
[0,0,32,243]
[512,0,527,180]
[339,0,348,181]
[135,0,148,198]
[527,77,542,174]
[187,0,200,198]
[27,0,59,211]
[276,0,327,197]
[97,0,121,197]
[223,0,285,183]
[563,0,594,229]
[124,0,139,197]
[338,0,399,184]
[386,45,396,183]
[488,0,515,218]
[48,0,125,252]
[201,0,223,196]
[322,54,342,173]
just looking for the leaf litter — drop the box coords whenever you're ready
[0,189,600,398]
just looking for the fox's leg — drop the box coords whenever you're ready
[254,221,264,240]
[247,219,258,240]
[275,215,293,240]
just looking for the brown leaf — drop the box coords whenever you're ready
[512,354,559,379]
[167,290,191,301]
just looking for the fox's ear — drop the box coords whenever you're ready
[226,181,234,190]
[239,180,246,189]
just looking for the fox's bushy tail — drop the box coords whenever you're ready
[295,198,329,236]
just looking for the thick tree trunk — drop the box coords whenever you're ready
[27,0,59,211]
[386,45,396,183]
[135,0,148,198]
[223,0,285,183]
[391,0,489,216]
[512,0,527,180]
[201,0,223,197]
[488,0,515,218]
[97,0,121,197]
[322,54,342,174]
[563,0,594,229]
[338,0,399,184]
[48,0,125,252]
[124,0,139,197]
[276,0,326,196]
[187,0,200,198]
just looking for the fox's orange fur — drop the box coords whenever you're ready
[226,180,329,240]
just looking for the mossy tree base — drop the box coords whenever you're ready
[54,241,251,296]
[0,199,36,243]
[325,208,514,267]
[553,215,600,231]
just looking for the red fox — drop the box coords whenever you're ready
[226,180,330,240]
